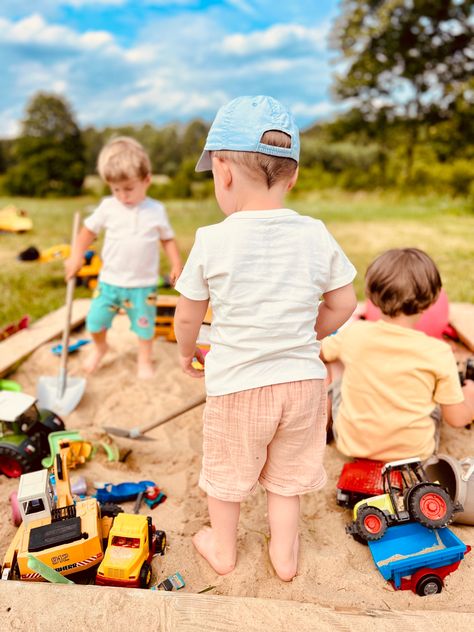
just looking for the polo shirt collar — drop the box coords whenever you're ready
[225,209,298,220]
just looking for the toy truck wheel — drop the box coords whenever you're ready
[154,530,166,556]
[409,484,453,528]
[416,574,443,596]
[0,445,31,478]
[139,561,152,588]
[355,506,388,541]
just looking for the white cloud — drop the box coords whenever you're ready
[1,14,115,51]
[291,100,336,118]
[221,22,330,56]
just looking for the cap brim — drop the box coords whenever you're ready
[195,149,212,172]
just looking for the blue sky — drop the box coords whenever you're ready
[0,0,342,138]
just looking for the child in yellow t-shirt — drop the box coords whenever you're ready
[321,248,474,462]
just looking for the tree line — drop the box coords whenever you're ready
[1,0,473,199]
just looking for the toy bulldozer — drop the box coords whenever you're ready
[1,442,114,582]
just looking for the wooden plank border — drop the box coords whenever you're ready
[0,299,91,378]
[0,581,472,632]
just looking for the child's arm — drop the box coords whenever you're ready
[64,226,96,280]
[315,283,357,340]
[441,379,474,427]
[174,296,209,378]
[161,238,183,286]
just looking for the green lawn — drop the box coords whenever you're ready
[0,191,473,326]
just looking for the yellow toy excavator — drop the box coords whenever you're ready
[1,441,113,582]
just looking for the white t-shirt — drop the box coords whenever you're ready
[84,196,175,288]
[175,209,356,396]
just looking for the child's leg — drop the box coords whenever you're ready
[124,286,157,378]
[267,491,300,581]
[83,330,109,373]
[137,337,155,379]
[193,495,240,575]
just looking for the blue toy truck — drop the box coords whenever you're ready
[368,522,470,596]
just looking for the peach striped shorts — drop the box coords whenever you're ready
[199,379,327,502]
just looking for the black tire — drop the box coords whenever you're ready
[154,530,167,556]
[0,444,34,478]
[355,505,388,541]
[408,484,453,528]
[416,574,443,596]
[99,503,124,518]
[139,561,152,588]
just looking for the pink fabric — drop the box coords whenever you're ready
[364,288,450,339]
[199,380,327,502]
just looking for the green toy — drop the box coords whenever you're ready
[27,554,74,585]
[0,391,65,478]
[0,380,22,392]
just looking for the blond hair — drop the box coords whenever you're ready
[212,130,298,189]
[97,136,151,183]
[365,248,442,317]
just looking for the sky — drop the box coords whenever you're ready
[0,0,343,138]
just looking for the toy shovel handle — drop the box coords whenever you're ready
[57,211,81,398]
[137,393,207,436]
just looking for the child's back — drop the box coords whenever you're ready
[323,318,462,460]
[189,212,353,394]
[322,248,472,462]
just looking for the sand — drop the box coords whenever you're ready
[1,313,473,614]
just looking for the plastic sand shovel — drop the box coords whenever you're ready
[37,212,86,416]
[103,392,206,439]
[51,339,91,356]
[27,554,74,584]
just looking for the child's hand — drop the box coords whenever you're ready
[462,379,474,420]
[169,263,183,287]
[179,347,206,378]
[64,256,83,281]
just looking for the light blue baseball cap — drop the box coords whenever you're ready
[195,95,300,172]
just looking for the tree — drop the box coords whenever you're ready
[5,93,86,196]
[331,0,474,179]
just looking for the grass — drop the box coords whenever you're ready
[0,190,473,326]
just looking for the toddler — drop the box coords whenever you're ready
[322,248,474,462]
[174,96,357,580]
[65,136,182,378]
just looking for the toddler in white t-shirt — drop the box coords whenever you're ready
[174,96,357,581]
[65,136,182,378]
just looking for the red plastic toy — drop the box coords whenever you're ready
[337,459,402,508]
[0,315,30,341]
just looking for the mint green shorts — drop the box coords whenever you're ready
[86,282,156,340]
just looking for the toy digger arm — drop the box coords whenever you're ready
[54,446,73,508]
[1,528,22,580]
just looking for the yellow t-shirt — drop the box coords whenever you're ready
[321,319,463,461]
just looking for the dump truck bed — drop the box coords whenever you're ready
[368,523,468,588]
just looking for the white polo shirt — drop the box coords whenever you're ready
[175,209,356,396]
[84,196,175,288]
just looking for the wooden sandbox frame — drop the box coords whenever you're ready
[0,581,472,631]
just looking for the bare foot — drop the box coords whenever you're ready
[268,534,299,581]
[137,361,156,379]
[192,526,236,575]
[83,344,108,374]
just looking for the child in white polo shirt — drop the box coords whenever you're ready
[65,136,182,378]
[174,96,357,581]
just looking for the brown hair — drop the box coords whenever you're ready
[365,248,442,317]
[97,136,151,183]
[212,130,298,189]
